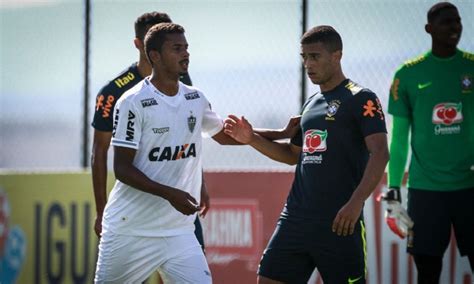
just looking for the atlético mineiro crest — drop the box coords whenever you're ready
[188,111,196,133]
[432,102,463,125]
[303,129,327,154]
[461,75,472,93]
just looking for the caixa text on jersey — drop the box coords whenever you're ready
[148,143,197,161]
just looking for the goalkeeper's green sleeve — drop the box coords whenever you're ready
[388,116,410,188]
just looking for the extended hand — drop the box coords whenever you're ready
[199,181,210,218]
[165,188,201,215]
[282,115,301,139]
[94,215,102,237]
[332,198,364,236]
[224,115,254,144]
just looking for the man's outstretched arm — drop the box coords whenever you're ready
[224,115,300,165]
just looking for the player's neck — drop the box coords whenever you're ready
[137,57,152,78]
[319,71,346,93]
[431,43,457,58]
[149,71,179,97]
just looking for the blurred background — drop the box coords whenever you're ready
[0,0,473,283]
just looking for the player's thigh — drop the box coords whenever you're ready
[258,221,315,284]
[407,188,451,256]
[94,232,164,283]
[159,234,212,284]
[314,220,366,284]
[449,187,474,256]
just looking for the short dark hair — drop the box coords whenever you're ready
[427,2,458,23]
[144,23,185,65]
[134,12,172,41]
[300,25,343,52]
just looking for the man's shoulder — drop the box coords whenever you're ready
[460,50,474,63]
[98,63,142,97]
[180,83,205,101]
[116,80,148,106]
[343,80,374,97]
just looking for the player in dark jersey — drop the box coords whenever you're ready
[382,3,474,283]
[90,12,207,249]
[224,26,388,283]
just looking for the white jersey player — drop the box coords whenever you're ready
[105,79,222,237]
[94,23,237,284]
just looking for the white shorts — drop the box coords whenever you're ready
[94,232,212,283]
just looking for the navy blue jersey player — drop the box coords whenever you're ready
[224,26,389,284]
[90,12,206,249]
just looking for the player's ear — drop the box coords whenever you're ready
[149,49,161,65]
[425,23,432,35]
[332,50,342,61]
[134,38,144,50]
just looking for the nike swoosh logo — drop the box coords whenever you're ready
[348,275,363,283]
[418,82,432,89]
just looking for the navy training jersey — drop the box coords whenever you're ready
[91,62,193,132]
[285,79,387,223]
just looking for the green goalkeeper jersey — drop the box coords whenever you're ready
[388,49,474,191]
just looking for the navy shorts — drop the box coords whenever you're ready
[194,216,205,250]
[257,218,367,284]
[407,187,474,256]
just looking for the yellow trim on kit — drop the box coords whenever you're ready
[360,220,367,277]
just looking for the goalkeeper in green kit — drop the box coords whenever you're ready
[380,2,474,283]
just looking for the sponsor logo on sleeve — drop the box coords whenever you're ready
[363,99,384,120]
[114,72,135,88]
[140,98,158,108]
[112,109,119,137]
[126,111,136,141]
[432,102,462,135]
[390,78,400,101]
[95,95,115,118]
[184,91,200,100]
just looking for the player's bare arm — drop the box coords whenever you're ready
[91,129,113,237]
[113,146,201,215]
[224,115,300,165]
[332,132,389,236]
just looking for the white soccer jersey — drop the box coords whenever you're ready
[103,78,223,237]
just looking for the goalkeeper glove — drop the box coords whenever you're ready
[377,187,414,239]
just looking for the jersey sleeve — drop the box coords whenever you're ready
[388,66,411,118]
[352,91,387,137]
[201,96,223,138]
[388,116,410,188]
[91,86,118,132]
[110,97,142,149]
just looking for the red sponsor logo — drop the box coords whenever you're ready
[303,129,327,154]
[432,102,463,126]
[201,199,262,267]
